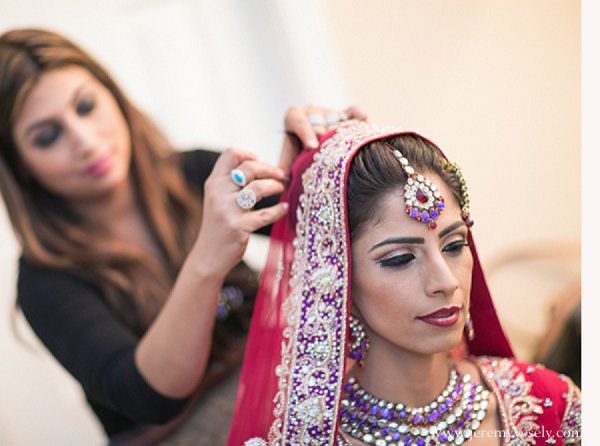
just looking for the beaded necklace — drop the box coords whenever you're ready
[339,366,490,446]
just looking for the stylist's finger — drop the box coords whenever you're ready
[344,104,368,121]
[235,179,286,228]
[211,147,258,177]
[237,178,285,208]
[304,105,329,137]
[243,202,289,233]
[231,160,285,186]
[284,106,320,150]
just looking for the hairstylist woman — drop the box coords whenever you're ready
[0,28,367,442]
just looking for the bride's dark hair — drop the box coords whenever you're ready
[347,133,463,241]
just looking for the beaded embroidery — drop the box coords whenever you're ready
[386,143,446,230]
[265,122,405,445]
[340,367,491,446]
[476,358,582,446]
[478,358,543,446]
[242,121,581,446]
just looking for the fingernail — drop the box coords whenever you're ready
[281,202,289,210]
[308,137,319,148]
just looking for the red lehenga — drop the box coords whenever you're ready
[227,121,581,446]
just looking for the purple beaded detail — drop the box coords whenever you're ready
[269,122,424,445]
[348,315,370,367]
[339,366,491,446]
[386,143,446,230]
[263,122,480,445]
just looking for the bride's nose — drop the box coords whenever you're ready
[424,252,460,298]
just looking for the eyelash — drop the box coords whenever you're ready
[32,97,96,148]
[76,97,95,116]
[377,240,470,269]
[379,253,415,269]
[33,124,62,148]
[442,240,470,255]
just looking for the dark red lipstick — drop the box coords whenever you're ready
[417,306,461,327]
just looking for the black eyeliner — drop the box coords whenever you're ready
[378,253,415,268]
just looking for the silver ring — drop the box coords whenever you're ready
[326,113,341,125]
[236,188,257,210]
[307,114,326,126]
[230,169,247,187]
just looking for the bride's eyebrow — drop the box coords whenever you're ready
[438,221,466,239]
[368,237,424,253]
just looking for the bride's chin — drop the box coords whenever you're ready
[413,330,465,356]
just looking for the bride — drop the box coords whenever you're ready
[227,120,581,446]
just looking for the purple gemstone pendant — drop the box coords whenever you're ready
[402,175,445,230]
[386,143,446,230]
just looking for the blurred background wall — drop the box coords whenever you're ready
[0,1,580,444]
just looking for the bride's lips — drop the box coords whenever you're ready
[417,306,461,327]
[86,154,113,177]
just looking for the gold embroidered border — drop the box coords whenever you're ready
[264,121,403,445]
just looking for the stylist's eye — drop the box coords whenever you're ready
[378,253,415,269]
[76,97,95,116]
[33,124,62,148]
[442,240,470,255]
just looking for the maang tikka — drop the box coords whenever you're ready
[385,142,445,230]
[385,142,474,229]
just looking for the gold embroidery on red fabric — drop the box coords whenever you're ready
[477,358,543,446]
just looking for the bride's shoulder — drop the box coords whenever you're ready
[470,355,577,391]
[469,356,581,443]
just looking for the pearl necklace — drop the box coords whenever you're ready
[339,367,490,446]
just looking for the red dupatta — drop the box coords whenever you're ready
[228,121,513,446]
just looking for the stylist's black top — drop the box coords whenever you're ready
[17,149,277,436]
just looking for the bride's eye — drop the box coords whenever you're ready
[442,240,470,255]
[378,253,415,268]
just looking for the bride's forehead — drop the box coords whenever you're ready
[358,178,461,228]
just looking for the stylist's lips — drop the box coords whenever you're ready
[86,155,113,177]
[417,306,461,327]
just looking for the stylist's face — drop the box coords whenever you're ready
[13,66,131,202]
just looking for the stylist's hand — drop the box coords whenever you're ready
[192,148,288,278]
[279,104,368,171]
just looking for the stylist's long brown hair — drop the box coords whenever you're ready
[0,29,201,333]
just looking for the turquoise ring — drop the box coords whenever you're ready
[231,169,247,187]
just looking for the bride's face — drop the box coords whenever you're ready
[350,173,473,356]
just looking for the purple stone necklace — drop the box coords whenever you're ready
[339,366,490,446]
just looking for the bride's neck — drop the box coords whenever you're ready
[351,342,452,407]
